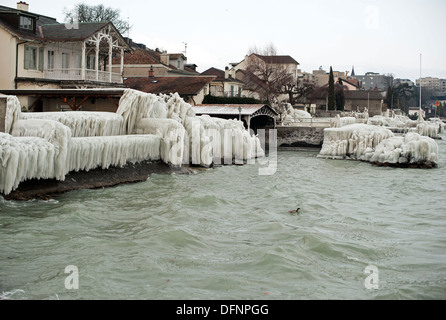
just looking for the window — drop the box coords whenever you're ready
[38,48,44,71]
[87,56,95,70]
[47,50,55,70]
[62,53,69,74]
[19,16,33,30]
[75,55,82,76]
[24,45,37,69]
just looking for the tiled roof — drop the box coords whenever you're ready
[0,4,129,50]
[113,47,160,65]
[41,22,110,41]
[235,69,267,90]
[253,54,299,65]
[201,67,244,84]
[346,90,386,100]
[201,67,225,80]
[124,76,216,95]
[0,4,57,41]
[169,53,186,60]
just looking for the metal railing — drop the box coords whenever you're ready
[44,68,122,83]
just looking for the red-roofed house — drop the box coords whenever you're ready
[201,67,245,98]
[124,76,216,105]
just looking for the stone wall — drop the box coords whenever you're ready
[277,126,325,148]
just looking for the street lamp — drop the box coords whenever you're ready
[238,106,242,121]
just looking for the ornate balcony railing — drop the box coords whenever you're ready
[44,68,122,84]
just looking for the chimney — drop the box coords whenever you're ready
[160,53,169,66]
[225,66,229,79]
[17,1,29,11]
[148,65,154,78]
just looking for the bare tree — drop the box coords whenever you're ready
[243,44,294,106]
[64,3,131,35]
[281,78,315,105]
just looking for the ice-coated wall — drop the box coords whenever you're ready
[0,90,264,195]
[318,123,439,166]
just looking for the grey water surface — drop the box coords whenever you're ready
[1,135,445,300]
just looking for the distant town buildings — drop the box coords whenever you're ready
[0,2,444,117]
[416,77,446,93]
[354,72,393,91]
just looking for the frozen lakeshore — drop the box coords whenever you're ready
[317,122,441,168]
[3,160,193,201]
[0,90,264,198]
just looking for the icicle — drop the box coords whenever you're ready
[21,112,124,137]
[68,135,161,173]
[5,95,22,134]
[11,119,71,180]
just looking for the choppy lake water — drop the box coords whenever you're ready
[1,134,445,300]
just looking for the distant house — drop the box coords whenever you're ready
[0,2,131,111]
[311,89,387,116]
[233,54,300,79]
[112,40,199,78]
[0,3,131,90]
[123,76,216,105]
[408,106,425,118]
[201,67,245,98]
[230,53,300,103]
[355,72,392,91]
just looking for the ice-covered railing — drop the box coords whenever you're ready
[367,115,416,128]
[21,112,125,137]
[1,90,264,195]
[279,103,312,125]
[318,123,439,167]
[332,115,357,128]
[117,89,264,167]
[68,135,162,172]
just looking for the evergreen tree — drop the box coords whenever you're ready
[328,66,336,110]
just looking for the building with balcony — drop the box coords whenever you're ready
[0,2,131,110]
[201,67,245,98]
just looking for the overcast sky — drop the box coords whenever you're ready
[4,0,446,81]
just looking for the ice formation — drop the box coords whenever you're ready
[196,115,265,165]
[68,135,162,172]
[21,112,125,137]
[366,114,444,139]
[332,115,357,128]
[0,90,264,195]
[367,115,416,128]
[0,133,58,195]
[318,123,439,166]
[280,103,312,124]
